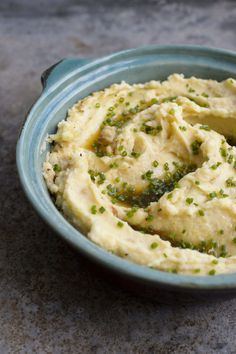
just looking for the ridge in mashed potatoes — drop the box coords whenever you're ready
[43,74,236,276]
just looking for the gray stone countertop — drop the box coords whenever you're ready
[1,0,236,353]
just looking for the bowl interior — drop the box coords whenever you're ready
[17,46,236,291]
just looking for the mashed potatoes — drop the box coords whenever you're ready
[43,74,236,275]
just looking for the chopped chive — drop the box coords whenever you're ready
[174,182,180,189]
[208,269,216,276]
[218,189,229,198]
[200,124,210,131]
[198,209,204,216]
[163,162,169,171]
[146,214,154,222]
[152,160,159,168]
[140,122,162,135]
[191,140,202,155]
[227,155,233,164]
[150,242,158,249]
[109,162,118,169]
[208,191,217,200]
[53,164,61,172]
[186,197,193,205]
[169,108,175,115]
[91,205,97,214]
[193,268,201,273]
[225,177,236,187]
[126,207,138,218]
[117,221,124,228]
[219,244,227,257]
[220,147,227,158]
[97,172,106,185]
[99,206,106,214]
[212,259,218,265]
[141,170,153,180]
[150,98,158,104]
[210,162,221,170]
[131,151,141,159]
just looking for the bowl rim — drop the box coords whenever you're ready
[16,44,236,292]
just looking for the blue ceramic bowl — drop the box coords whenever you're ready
[16,45,236,294]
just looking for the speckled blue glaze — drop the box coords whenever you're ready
[16,45,236,292]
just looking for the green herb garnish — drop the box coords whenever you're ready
[99,206,106,214]
[91,205,97,214]
[191,140,202,155]
[131,151,141,159]
[150,242,158,249]
[186,197,193,205]
[208,192,217,200]
[140,122,162,136]
[146,214,154,222]
[109,162,118,169]
[193,269,201,273]
[163,162,169,171]
[226,177,236,187]
[220,147,227,158]
[169,108,175,115]
[152,160,159,168]
[117,221,124,228]
[210,162,221,170]
[198,209,204,216]
[212,259,218,265]
[126,207,138,218]
[200,124,210,131]
[53,164,61,173]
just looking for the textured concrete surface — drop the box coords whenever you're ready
[1,0,236,353]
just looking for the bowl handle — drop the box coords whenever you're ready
[41,58,93,91]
